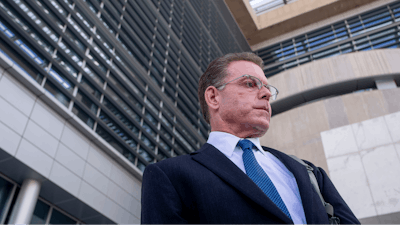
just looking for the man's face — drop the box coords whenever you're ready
[217,60,271,138]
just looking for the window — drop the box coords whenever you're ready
[43,80,70,107]
[76,90,98,114]
[72,104,95,128]
[29,198,80,224]
[80,76,101,100]
[30,200,50,224]
[0,177,14,223]
[49,208,76,224]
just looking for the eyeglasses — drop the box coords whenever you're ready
[216,74,279,101]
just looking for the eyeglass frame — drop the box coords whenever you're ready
[215,74,279,101]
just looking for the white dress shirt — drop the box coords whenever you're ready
[207,131,307,224]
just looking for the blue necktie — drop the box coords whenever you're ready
[238,139,292,219]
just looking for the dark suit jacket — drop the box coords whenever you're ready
[141,143,360,224]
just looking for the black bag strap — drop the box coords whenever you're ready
[289,155,340,225]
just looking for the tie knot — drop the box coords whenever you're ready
[238,139,255,152]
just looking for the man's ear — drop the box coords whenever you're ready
[205,86,220,111]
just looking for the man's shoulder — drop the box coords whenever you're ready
[149,152,192,169]
[145,143,213,170]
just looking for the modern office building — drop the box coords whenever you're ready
[0,0,248,223]
[225,0,400,223]
[2,0,400,223]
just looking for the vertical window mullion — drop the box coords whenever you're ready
[45,206,53,225]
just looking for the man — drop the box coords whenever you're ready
[141,52,359,224]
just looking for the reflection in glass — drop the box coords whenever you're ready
[96,125,126,155]
[99,111,139,154]
[86,51,107,73]
[34,0,64,30]
[0,177,14,223]
[138,146,154,163]
[158,137,171,153]
[142,122,157,139]
[64,28,86,52]
[104,88,141,123]
[76,90,98,114]
[137,160,146,172]
[67,16,89,41]
[145,111,157,126]
[30,199,50,224]
[140,134,155,150]
[80,76,101,100]
[173,129,194,152]
[49,0,67,16]
[123,151,136,164]
[44,80,70,107]
[108,72,144,108]
[54,52,78,79]
[48,68,74,92]
[103,97,140,136]
[83,64,104,86]
[72,104,95,128]
[49,208,76,224]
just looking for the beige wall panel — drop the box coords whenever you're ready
[324,97,349,129]
[265,110,294,148]
[299,63,320,91]
[342,92,370,124]
[262,101,330,170]
[382,88,400,113]
[351,51,391,77]
[362,90,387,118]
[294,135,328,173]
[384,49,400,72]
[329,55,357,81]
[290,103,312,141]
[308,59,336,88]
[284,70,304,94]
[305,101,330,134]
[269,71,288,95]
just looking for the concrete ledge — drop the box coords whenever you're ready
[270,49,400,115]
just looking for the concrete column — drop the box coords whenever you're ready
[8,179,41,224]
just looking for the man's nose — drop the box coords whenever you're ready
[259,85,272,100]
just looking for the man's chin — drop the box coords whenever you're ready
[243,122,269,138]
[251,125,269,137]
[238,120,270,138]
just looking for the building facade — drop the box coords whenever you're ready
[226,0,400,223]
[0,0,247,223]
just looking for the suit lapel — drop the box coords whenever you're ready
[191,143,293,224]
[265,147,317,224]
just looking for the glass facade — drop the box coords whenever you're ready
[30,199,79,224]
[256,1,400,78]
[0,0,243,172]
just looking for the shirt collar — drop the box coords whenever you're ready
[207,131,263,157]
